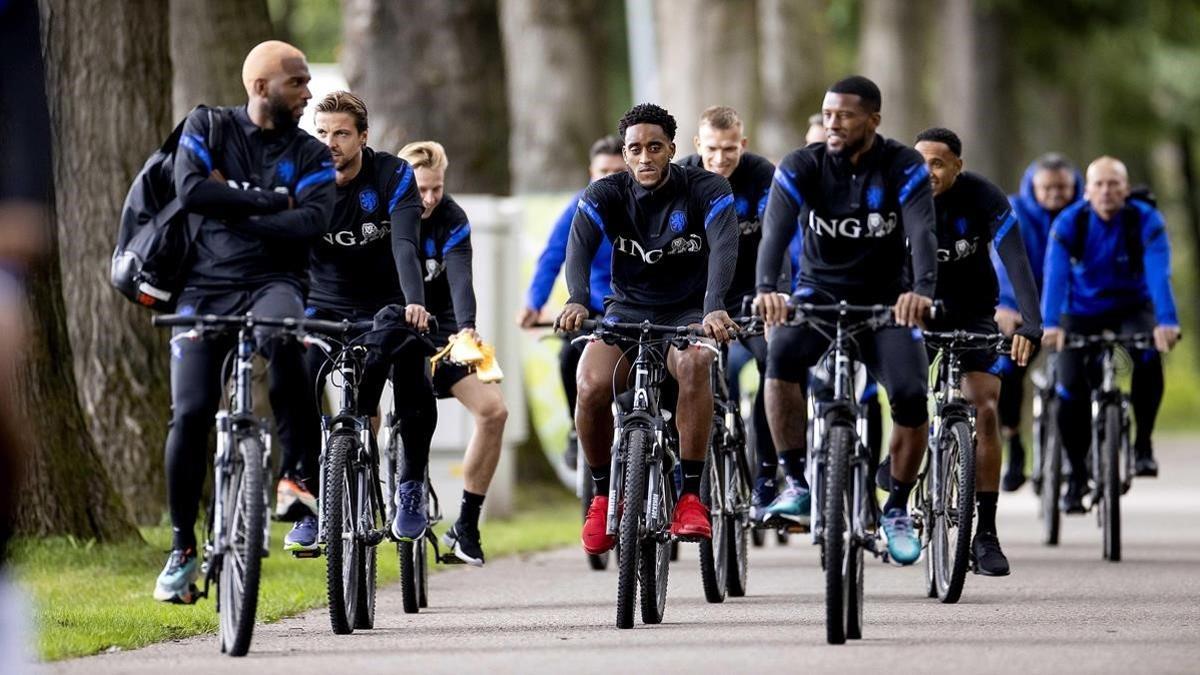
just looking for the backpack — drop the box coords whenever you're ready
[110,106,225,311]
[1059,190,1156,275]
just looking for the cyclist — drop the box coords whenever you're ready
[755,76,937,566]
[994,153,1082,491]
[517,135,626,470]
[557,103,740,554]
[278,91,435,554]
[1043,156,1180,513]
[677,106,791,524]
[154,41,335,603]
[398,141,508,566]
[911,127,1042,576]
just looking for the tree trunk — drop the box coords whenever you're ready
[342,0,510,194]
[655,0,760,148]
[37,0,174,525]
[757,0,828,162]
[500,0,608,193]
[858,0,928,144]
[170,0,274,120]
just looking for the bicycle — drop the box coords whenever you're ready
[1031,353,1064,546]
[917,330,1008,603]
[153,312,341,656]
[571,318,716,628]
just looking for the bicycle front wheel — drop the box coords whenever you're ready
[823,423,853,645]
[698,452,727,603]
[219,435,267,657]
[323,434,359,633]
[1040,400,1063,546]
[1101,403,1122,562]
[354,463,378,629]
[725,448,751,597]
[640,455,673,624]
[616,428,648,629]
[933,420,975,604]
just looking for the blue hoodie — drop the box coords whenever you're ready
[526,190,612,314]
[993,160,1083,310]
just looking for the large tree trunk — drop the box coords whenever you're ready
[342,0,510,193]
[859,0,928,144]
[170,0,274,120]
[757,0,828,162]
[656,0,760,148]
[500,0,608,193]
[37,0,174,525]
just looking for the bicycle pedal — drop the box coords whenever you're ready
[438,553,467,565]
[290,548,321,559]
[784,523,811,534]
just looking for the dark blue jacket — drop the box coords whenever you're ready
[526,190,612,314]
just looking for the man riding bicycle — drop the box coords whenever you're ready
[557,103,740,554]
[911,127,1043,576]
[1042,156,1180,513]
[754,76,937,566]
[154,41,335,603]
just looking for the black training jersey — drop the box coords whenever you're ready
[756,136,936,304]
[566,163,738,315]
[306,147,424,315]
[419,195,476,332]
[679,152,779,311]
[175,105,335,291]
[932,171,1042,336]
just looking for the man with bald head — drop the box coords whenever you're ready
[1042,156,1180,513]
[153,40,334,604]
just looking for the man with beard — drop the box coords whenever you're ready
[153,40,335,603]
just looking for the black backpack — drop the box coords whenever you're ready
[1058,188,1157,275]
[111,106,224,311]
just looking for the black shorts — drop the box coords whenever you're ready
[925,313,1003,376]
[603,302,703,329]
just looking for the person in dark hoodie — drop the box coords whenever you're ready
[992,153,1082,491]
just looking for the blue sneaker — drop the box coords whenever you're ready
[153,548,200,604]
[751,476,777,521]
[283,514,318,552]
[881,507,921,565]
[761,480,811,526]
[391,480,427,540]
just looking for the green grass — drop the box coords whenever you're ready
[11,488,578,662]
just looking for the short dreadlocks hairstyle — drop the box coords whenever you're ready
[915,127,963,158]
[618,103,677,141]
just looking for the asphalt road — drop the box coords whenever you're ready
[40,436,1200,674]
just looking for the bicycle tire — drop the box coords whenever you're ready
[823,423,853,645]
[726,451,750,598]
[640,453,672,625]
[920,467,937,599]
[698,453,727,603]
[323,434,359,634]
[616,428,648,629]
[417,533,429,608]
[846,458,866,639]
[1041,400,1062,547]
[399,538,420,614]
[581,465,610,571]
[1101,404,1122,562]
[934,420,975,604]
[354,465,378,629]
[219,435,266,657]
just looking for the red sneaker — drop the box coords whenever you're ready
[581,495,616,555]
[670,493,712,540]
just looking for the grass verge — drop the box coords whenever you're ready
[11,486,578,661]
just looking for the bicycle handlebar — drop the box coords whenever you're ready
[1064,331,1154,351]
[923,330,1011,352]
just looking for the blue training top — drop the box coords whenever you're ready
[526,190,612,314]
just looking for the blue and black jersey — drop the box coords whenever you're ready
[306,147,424,316]
[420,195,476,333]
[526,190,612,314]
[756,136,937,303]
[679,152,777,310]
[174,105,335,291]
[1042,199,1178,328]
[566,163,739,315]
[932,171,1042,340]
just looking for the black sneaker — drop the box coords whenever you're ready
[971,532,1011,576]
[1001,437,1026,492]
[1134,447,1159,477]
[443,521,485,567]
[1060,479,1086,515]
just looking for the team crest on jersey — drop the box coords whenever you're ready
[954,216,968,235]
[734,195,751,219]
[276,159,295,185]
[867,185,884,210]
[359,188,379,212]
[668,210,688,233]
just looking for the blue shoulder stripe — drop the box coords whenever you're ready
[180,133,212,173]
[389,163,414,213]
[442,223,471,254]
[577,198,606,234]
[992,209,1017,247]
[705,193,735,229]
[773,167,804,207]
[899,164,930,205]
[295,163,336,195]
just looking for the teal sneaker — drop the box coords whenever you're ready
[153,548,200,604]
[881,508,921,565]
[761,481,811,527]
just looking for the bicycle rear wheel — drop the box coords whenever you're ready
[698,452,727,603]
[725,450,751,597]
[219,436,266,656]
[1101,404,1122,562]
[823,423,853,645]
[1040,400,1062,546]
[323,434,359,634]
[846,456,866,640]
[354,464,378,629]
[616,429,648,629]
[933,420,975,604]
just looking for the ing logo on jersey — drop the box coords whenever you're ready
[359,188,379,212]
[668,210,688,233]
[867,185,884,210]
[276,159,295,185]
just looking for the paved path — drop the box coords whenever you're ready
[40,436,1200,674]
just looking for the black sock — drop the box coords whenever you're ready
[681,459,705,495]
[757,461,778,485]
[590,464,610,496]
[778,448,809,489]
[171,527,196,552]
[976,491,998,535]
[459,490,485,530]
[884,478,916,513]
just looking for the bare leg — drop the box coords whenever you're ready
[574,341,629,469]
[962,372,1002,492]
[450,374,508,495]
[666,345,714,462]
[764,377,807,452]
